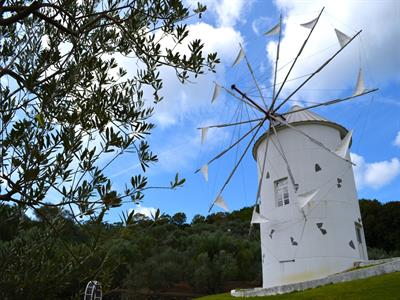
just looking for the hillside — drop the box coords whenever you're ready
[1,200,399,299]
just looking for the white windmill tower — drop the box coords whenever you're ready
[253,106,368,287]
[197,7,378,288]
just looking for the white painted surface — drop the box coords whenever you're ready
[254,110,368,288]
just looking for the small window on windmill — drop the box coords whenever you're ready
[275,178,289,207]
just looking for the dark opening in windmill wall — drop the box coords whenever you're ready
[349,240,355,249]
[269,229,275,239]
[337,178,342,188]
[316,222,327,235]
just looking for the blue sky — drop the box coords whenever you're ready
[105,0,400,222]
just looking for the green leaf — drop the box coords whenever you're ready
[25,168,40,181]
[35,113,45,127]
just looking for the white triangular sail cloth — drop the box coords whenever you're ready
[297,189,319,209]
[214,195,229,212]
[264,22,281,36]
[334,29,351,48]
[251,210,270,224]
[211,83,221,103]
[232,48,245,66]
[200,164,208,182]
[300,17,318,29]
[335,130,353,158]
[353,69,367,96]
[201,127,208,144]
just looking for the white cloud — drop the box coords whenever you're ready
[111,0,250,130]
[213,0,249,27]
[394,131,400,147]
[151,22,244,128]
[351,153,400,189]
[187,0,251,27]
[267,1,400,107]
[129,205,157,218]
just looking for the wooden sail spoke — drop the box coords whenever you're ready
[219,84,265,113]
[197,118,263,130]
[208,120,265,212]
[270,123,299,192]
[241,43,269,108]
[195,120,264,174]
[271,8,325,109]
[273,30,363,113]
[281,88,379,117]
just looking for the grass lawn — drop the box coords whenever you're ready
[196,272,400,300]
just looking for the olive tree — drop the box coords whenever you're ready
[0,0,218,223]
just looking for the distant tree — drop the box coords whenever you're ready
[359,199,383,249]
[360,199,400,252]
[192,213,205,224]
[0,203,27,241]
[33,202,72,222]
[171,212,187,226]
[206,212,228,224]
[380,201,400,250]
[0,0,218,224]
[228,206,252,221]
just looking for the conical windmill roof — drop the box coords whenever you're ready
[253,105,349,160]
[283,105,329,123]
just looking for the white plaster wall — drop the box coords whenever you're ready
[255,122,368,288]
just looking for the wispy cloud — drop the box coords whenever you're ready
[251,16,273,36]
[154,124,229,174]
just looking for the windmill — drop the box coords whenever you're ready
[197,8,378,287]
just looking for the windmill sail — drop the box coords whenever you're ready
[232,48,245,66]
[200,164,209,181]
[353,69,367,96]
[201,127,208,144]
[335,130,353,158]
[334,29,351,48]
[251,210,270,224]
[214,195,229,212]
[297,189,319,209]
[300,17,318,29]
[211,83,221,103]
[264,22,281,36]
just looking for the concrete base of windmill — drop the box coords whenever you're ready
[230,257,400,297]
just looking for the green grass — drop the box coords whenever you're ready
[196,272,400,300]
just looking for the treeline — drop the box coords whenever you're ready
[359,199,400,259]
[0,205,260,299]
[0,199,399,299]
